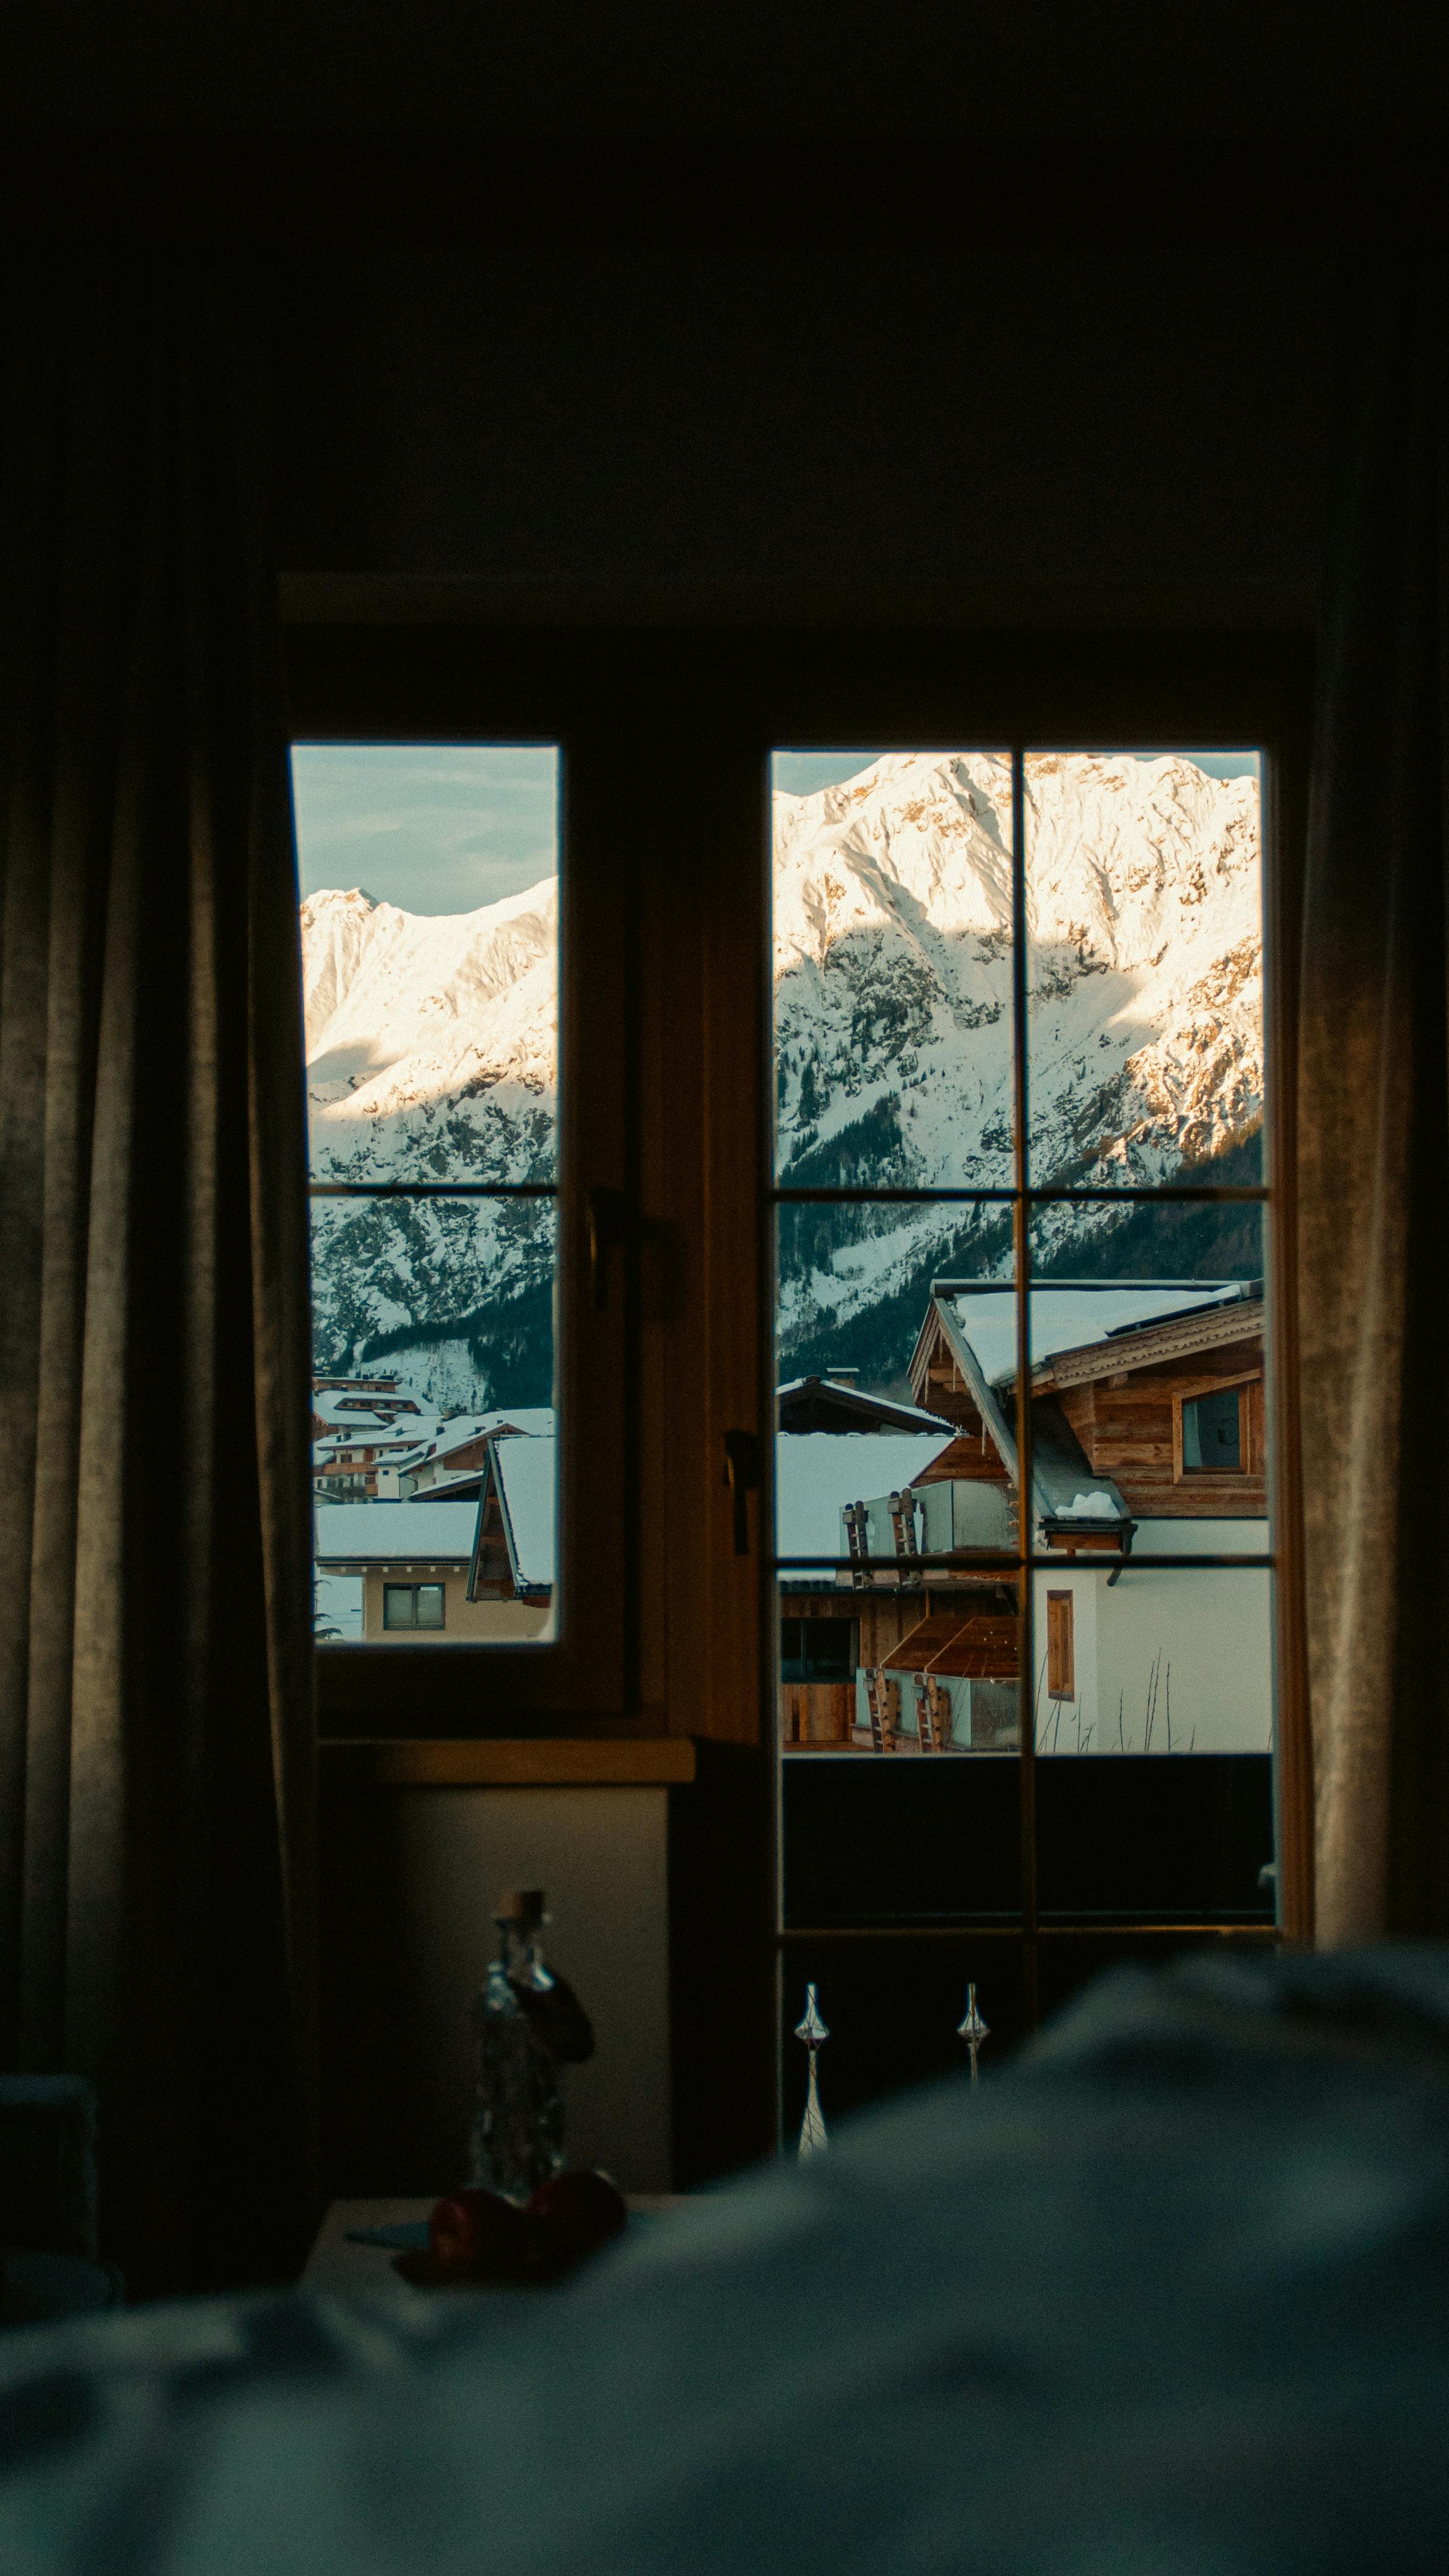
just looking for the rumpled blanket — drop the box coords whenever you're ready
[4,1944,1449,2572]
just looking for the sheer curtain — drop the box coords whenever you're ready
[1299,260,1449,1945]
[0,254,316,2294]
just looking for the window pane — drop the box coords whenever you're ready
[294,742,561,1655]
[1035,1568,1276,1921]
[295,745,559,1189]
[310,1195,557,1417]
[1023,749,1264,1192]
[772,749,1015,1193]
[774,1211,1020,1769]
[775,1191,1012,1405]
[782,1724,1024,1918]
[1024,1204,1269,1531]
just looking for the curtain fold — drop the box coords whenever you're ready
[0,254,316,2295]
[1299,260,1449,1944]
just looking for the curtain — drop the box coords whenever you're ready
[0,254,316,2295]
[1298,261,1449,1945]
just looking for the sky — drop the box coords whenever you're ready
[289,739,1259,916]
[772,749,1261,796]
[290,743,559,916]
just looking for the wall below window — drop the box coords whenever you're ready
[319,1782,672,2196]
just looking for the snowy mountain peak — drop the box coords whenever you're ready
[304,874,558,1180]
[303,753,1262,1408]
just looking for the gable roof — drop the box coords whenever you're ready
[775,1431,958,1562]
[467,1431,556,1598]
[492,1434,556,1592]
[931,1280,1263,1392]
[904,1276,1266,1542]
[914,1295,1132,1538]
[776,1377,954,1436]
[313,1501,480,1568]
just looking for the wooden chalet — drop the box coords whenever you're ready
[909,1279,1267,1540]
[781,1279,1270,1756]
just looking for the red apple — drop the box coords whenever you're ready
[428,2186,531,2281]
[524,2169,628,2277]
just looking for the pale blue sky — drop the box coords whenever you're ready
[290,744,559,916]
[772,749,1260,795]
[289,742,1259,918]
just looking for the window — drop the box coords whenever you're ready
[383,1583,446,1631]
[770,701,1301,2143]
[781,1618,857,1683]
[1179,1380,1255,1476]
[1046,1592,1075,1699]
[295,739,561,1656]
[286,633,637,1734]
[287,629,1308,2178]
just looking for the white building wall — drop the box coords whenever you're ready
[1033,1518,1271,1755]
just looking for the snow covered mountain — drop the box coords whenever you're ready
[303,751,1263,1405]
[773,751,1263,1378]
[303,880,559,1410]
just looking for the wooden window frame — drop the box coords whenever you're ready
[747,625,1315,1967]
[287,629,640,1740]
[382,1582,446,1632]
[1046,1590,1075,1701]
[1172,1370,1263,1484]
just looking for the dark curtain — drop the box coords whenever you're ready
[1299,260,1449,1944]
[0,254,316,2294]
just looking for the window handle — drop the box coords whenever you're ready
[587,1187,627,1311]
[723,1429,762,1556]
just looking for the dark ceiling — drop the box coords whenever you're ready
[3,0,1444,139]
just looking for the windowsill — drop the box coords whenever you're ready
[319,1737,697,1787]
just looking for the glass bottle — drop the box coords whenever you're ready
[468,1890,593,2201]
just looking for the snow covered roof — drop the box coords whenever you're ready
[315,1424,430,1456]
[776,1378,954,1436]
[943,1282,1259,1389]
[313,1501,480,1566]
[311,1388,426,1426]
[775,1431,957,1560]
[489,1434,556,1592]
[912,1296,1130,1534]
[408,1407,556,1465]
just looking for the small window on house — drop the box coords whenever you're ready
[383,1583,446,1631]
[781,1618,857,1684]
[1046,1591,1075,1699]
[1182,1385,1244,1473]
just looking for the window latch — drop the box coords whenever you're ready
[723,1428,762,1557]
[587,1186,628,1311]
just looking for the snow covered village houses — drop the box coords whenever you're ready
[779,1283,1272,1754]
[313,1425,556,1641]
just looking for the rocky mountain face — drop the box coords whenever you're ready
[304,751,1263,1407]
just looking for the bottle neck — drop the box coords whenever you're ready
[495,1922,553,1991]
